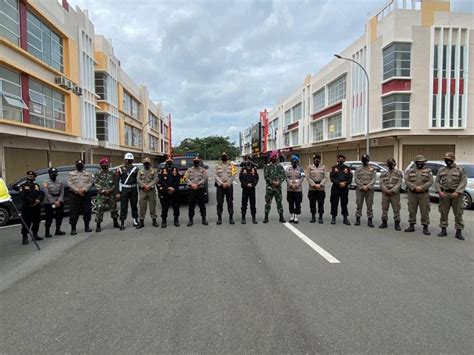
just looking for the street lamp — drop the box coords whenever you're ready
[334,54,370,156]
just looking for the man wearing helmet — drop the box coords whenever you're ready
[42,167,65,238]
[94,157,119,232]
[379,158,403,231]
[115,153,140,230]
[354,154,376,227]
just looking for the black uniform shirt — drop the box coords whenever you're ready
[20,181,43,210]
[239,166,259,188]
[330,164,353,186]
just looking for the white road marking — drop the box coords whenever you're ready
[283,223,340,264]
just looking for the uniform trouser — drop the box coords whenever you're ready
[308,190,325,216]
[188,188,206,218]
[407,191,430,225]
[330,185,349,217]
[381,192,401,222]
[355,189,374,218]
[69,192,92,226]
[120,187,138,221]
[160,192,180,219]
[264,187,283,214]
[95,195,118,223]
[439,193,464,230]
[139,188,157,219]
[44,203,64,230]
[241,187,256,216]
[21,206,41,237]
[287,191,303,214]
[216,186,234,216]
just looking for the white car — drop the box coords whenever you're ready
[345,161,389,190]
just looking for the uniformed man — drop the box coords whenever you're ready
[263,150,286,223]
[67,160,94,235]
[42,167,65,238]
[306,154,326,224]
[379,158,403,231]
[115,152,140,230]
[184,156,208,226]
[214,152,237,225]
[436,152,467,240]
[94,157,119,232]
[137,157,158,229]
[286,155,305,224]
[20,171,43,245]
[329,154,352,225]
[239,156,259,224]
[404,155,434,235]
[354,154,376,227]
[157,157,181,228]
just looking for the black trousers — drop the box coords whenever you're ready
[120,187,138,221]
[69,192,92,226]
[21,205,41,237]
[308,190,325,216]
[188,188,206,218]
[44,203,64,230]
[216,185,234,216]
[287,191,303,214]
[241,187,256,216]
[330,185,349,217]
[160,192,180,219]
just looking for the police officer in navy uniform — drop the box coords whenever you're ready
[20,171,44,245]
[157,157,181,228]
[239,156,259,224]
[329,154,353,225]
[115,152,140,230]
[42,167,66,238]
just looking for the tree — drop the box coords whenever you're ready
[172,135,239,160]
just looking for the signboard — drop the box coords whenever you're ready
[251,122,262,154]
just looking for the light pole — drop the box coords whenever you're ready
[334,54,370,156]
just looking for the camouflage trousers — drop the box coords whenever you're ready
[439,193,464,230]
[95,194,118,223]
[265,186,283,214]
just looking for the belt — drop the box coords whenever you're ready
[122,184,137,188]
[441,188,455,193]
[140,186,155,190]
[50,193,60,196]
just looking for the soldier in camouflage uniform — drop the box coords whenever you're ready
[263,150,286,223]
[379,158,403,231]
[137,157,159,229]
[436,152,467,240]
[94,157,119,232]
[354,154,376,227]
[404,155,433,235]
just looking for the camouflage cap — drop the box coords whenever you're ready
[143,157,151,164]
[444,152,456,160]
[414,155,427,162]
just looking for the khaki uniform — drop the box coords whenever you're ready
[436,164,467,230]
[185,166,208,219]
[138,167,157,219]
[306,164,326,216]
[379,169,403,222]
[354,165,376,218]
[404,167,433,225]
[67,170,94,226]
[214,162,236,217]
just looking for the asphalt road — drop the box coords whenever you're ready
[0,162,473,353]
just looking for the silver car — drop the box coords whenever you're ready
[345,161,388,190]
[403,160,474,209]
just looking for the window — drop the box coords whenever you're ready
[0,0,19,44]
[29,78,66,131]
[382,94,410,128]
[124,124,142,148]
[383,43,411,80]
[312,120,323,142]
[96,113,108,141]
[0,65,26,122]
[95,72,107,100]
[292,103,302,121]
[327,76,346,105]
[313,89,325,112]
[284,110,291,126]
[284,132,289,147]
[290,129,298,146]
[149,134,159,151]
[122,90,140,120]
[122,92,131,115]
[327,113,342,139]
[148,112,159,131]
[27,11,63,72]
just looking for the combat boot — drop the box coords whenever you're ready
[153,218,160,228]
[293,214,299,224]
[161,218,167,228]
[310,213,316,223]
[455,229,464,240]
[84,222,92,233]
[263,212,269,223]
[174,216,180,227]
[422,224,431,235]
[394,221,401,231]
[187,217,193,227]
[22,235,29,245]
[71,225,77,235]
[354,217,361,226]
[217,214,222,225]
[33,234,43,241]
[96,223,101,233]
[133,218,139,227]
[437,227,447,237]
[252,215,258,224]
[379,219,388,229]
[45,227,52,238]
[368,218,374,228]
[120,220,126,231]
[202,216,208,225]
[241,213,246,224]
[404,224,415,232]
[343,216,351,226]
[136,219,144,229]
[229,214,235,225]
[112,218,120,229]
[279,213,286,223]
[331,216,336,225]
[55,226,66,236]
[318,215,324,224]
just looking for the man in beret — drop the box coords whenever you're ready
[263,150,286,223]
[94,157,119,232]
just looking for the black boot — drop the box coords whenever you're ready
[279,213,286,223]
[422,224,431,235]
[71,225,77,235]
[318,215,324,224]
[394,221,401,231]
[120,220,125,231]
[368,218,374,228]
[252,215,258,224]
[136,219,144,229]
[343,216,351,226]
[217,214,222,225]
[241,213,246,224]
[112,218,120,229]
[379,219,388,229]
[310,214,316,223]
[153,218,160,228]
[331,216,336,225]
[55,226,66,236]
[45,227,52,238]
[96,223,101,233]
[161,218,167,228]
[174,216,180,227]
[354,217,361,226]
[229,214,235,225]
[133,218,139,227]
[455,229,465,240]
[187,217,193,227]
[202,216,208,225]
[263,213,269,223]
[22,235,29,245]
[84,222,92,233]
[437,227,447,237]
[405,224,415,232]
[33,234,43,241]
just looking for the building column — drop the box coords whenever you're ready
[0,137,5,179]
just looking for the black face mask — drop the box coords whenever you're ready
[49,173,58,181]
[416,163,425,169]
[270,158,277,164]
[221,155,228,162]
[387,163,395,169]
[314,160,320,167]
[27,177,35,183]
[245,162,252,169]
[144,163,151,169]
[166,162,173,168]
[291,162,298,168]
[193,161,200,167]
[76,164,84,171]
[126,160,134,166]
[101,165,109,171]
[362,158,369,165]
[338,160,345,167]
[445,159,454,167]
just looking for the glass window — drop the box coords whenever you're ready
[327,76,346,105]
[382,94,410,128]
[0,65,24,122]
[383,42,411,80]
[0,0,19,44]
[312,120,323,142]
[28,78,66,131]
[284,132,289,147]
[95,72,107,100]
[284,110,291,126]
[313,89,325,112]
[292,103,302,121]
[327,113,342,139]
[290,129,298,146]
[96,113,108,141]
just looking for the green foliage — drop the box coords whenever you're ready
[172,136,239,160]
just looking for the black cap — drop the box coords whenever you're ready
[26,170,37,177]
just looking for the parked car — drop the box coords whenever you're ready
[403,160,474,209]
[0,164,100,227]
[345,161,389,190]
[158,157,209,203]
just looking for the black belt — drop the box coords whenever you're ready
[50,193,60,197]
[441,188,456,193]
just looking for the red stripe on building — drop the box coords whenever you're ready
[19,0,28,50]
[312,102,342,120]
[21,73,30,124]
[433,79,464,95]
[62,0,70,11]
[381,79,411,95]
[287,121,299,130]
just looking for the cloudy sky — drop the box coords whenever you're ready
[69,0,472,144]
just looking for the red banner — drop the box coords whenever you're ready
[260,110,268,153]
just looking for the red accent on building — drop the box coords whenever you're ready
[62,0,70,11]
[381,79,411,95]
[21,73,30,124]
[168,113,172,156]
[312,102,342,120]
[433,78,465,95]
[19,0,28,50]
[287,121,299,130]
[260,110,268,153]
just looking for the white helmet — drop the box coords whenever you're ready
[124,152,134,160]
